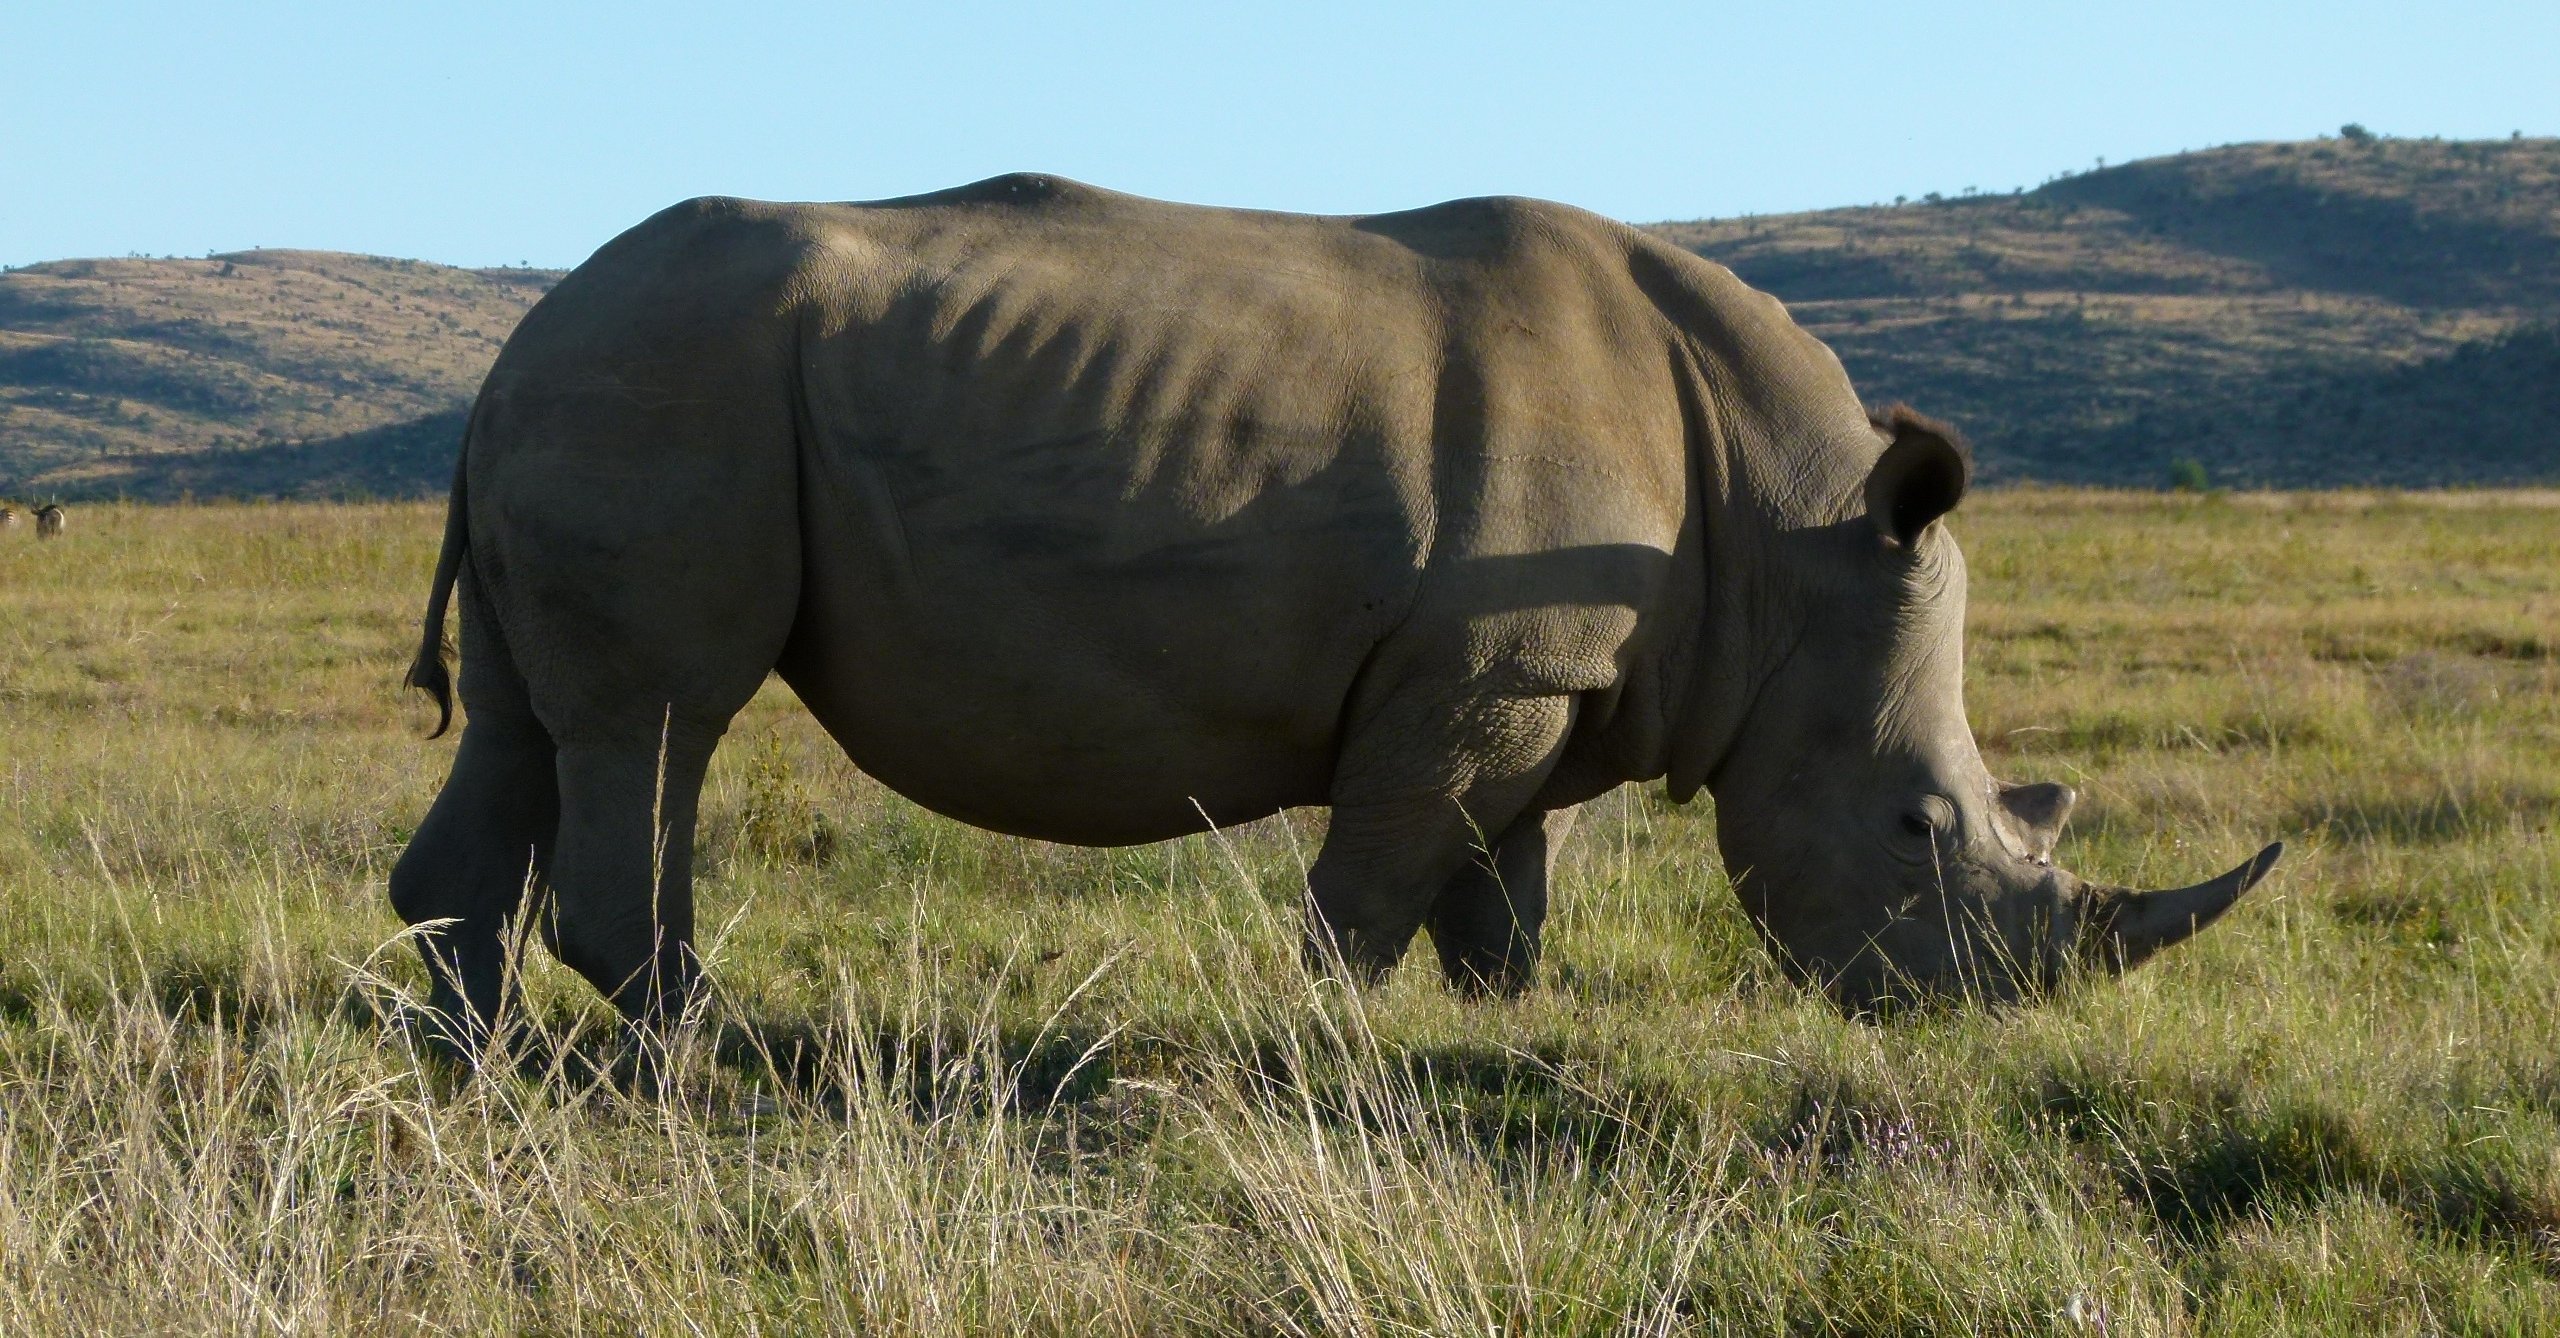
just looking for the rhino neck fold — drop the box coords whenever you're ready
[1623,243,1898,807]
[1657,357,1822,806]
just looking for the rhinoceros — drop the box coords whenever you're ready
[391,174,2279,1040]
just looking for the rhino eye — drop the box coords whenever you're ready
[1899,795,1956,842]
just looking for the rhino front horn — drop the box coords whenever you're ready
[2084,842,2285,974]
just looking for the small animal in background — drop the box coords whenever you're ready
[34,505,64,538]
[0,506,17,528]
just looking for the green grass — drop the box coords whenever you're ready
[0,493,2555,1333]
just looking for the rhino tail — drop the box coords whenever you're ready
[406,431,469,739]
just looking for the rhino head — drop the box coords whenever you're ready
[1702,406,2280,1011]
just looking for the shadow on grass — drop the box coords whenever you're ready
[2027,1070,2560,1269]
[2328,888,2460,947]
[153,955,290,1034]
[84,947,1701,1182]
[697,1010,1719,1180]
[1336,1038,1696,1171]
[709,1012,1120,1118]
[2286,792,2560,846]
[0,979,39,1026]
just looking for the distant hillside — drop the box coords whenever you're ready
[3,134,2556,496]
[2086,321,2560,487]
[78,408,472,502]
[0,251,553,498]
[1655,133,2560,486]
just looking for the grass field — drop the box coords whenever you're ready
[0,493,2554,1334]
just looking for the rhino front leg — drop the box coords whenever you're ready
[1305,692,1576,985]
[1426,805,1579,996]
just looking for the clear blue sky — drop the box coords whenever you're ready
[6,1,2554,270]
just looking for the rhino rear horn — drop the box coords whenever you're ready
[2085,842,2285,973]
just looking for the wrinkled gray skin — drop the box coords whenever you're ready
[390,174,2279,1045]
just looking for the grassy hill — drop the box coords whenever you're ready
[4,133,2556,495]
[1657,133,2560,486]
[0,250,551,498]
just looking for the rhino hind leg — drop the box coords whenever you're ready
[1426,805,1578,996]
[543,723,723,1029]
[1305,691,1577,984]
[521,588,789,1036]
[389,575,558,1056]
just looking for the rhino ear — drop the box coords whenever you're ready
[1998,781,2075,861]
[1864,404,1970,547]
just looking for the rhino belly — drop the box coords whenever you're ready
[783,646,1336,846]
[778,457,1419,846]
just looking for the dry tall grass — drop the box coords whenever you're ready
[0,493,2554,1333]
